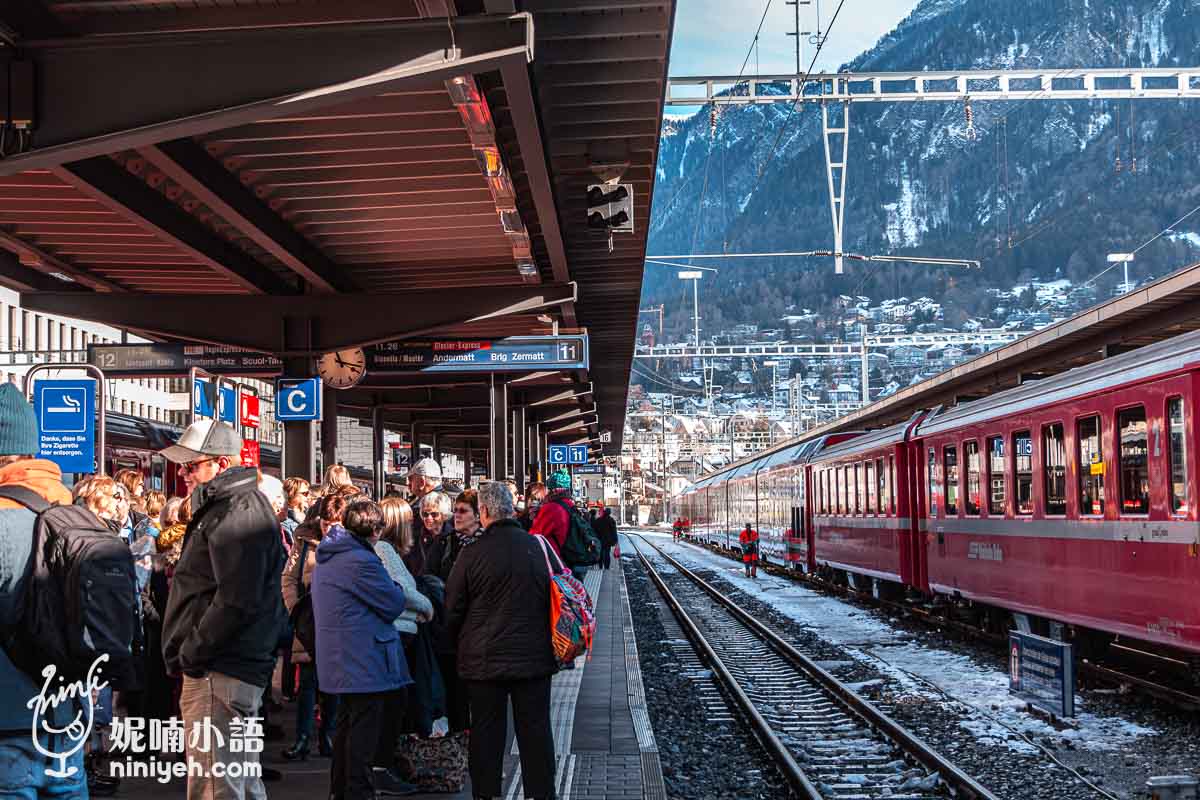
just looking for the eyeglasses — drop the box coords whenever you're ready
[453,507,474,515]
[113,492,126,502]
[420,511,442,518]
[181,457,218,475]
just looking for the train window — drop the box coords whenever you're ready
[853,463,862,514]
[927,448,938,517]
[1077,415,1105,516]
[887,455,895,514]
[987,436,1006,515]
[822,470,829,514]
[943,446,959,516]
[965,440,981,515]
[865,460,876,514]
[1014,431,1033,515]
[1168,397,1188,514]
[1118,406,1150,515]
[1043,423,1067,516]
[836,467,845,514]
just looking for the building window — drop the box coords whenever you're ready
[1043,423,1067,515]
[928,448,938,517]
[965,440,981,515]
[1014,431,1033,515]
[944,446,958,516]
[987,436,1006,515]
[1118,406,1150,515]
[865,459,876,514]
[1168,397,1188,514]
[1077,415,1104,516]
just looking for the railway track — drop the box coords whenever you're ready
[629,533,999,800]
[693,537,1200,712]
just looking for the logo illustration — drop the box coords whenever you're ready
[27,656,110,778]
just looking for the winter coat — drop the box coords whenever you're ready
[0,459,77,733]
[529,490,573,558]
[281,515,300,551]
[408,519,454,579]
[280,520,321,663]
[445,517,557,682]
[375,540,433,636]
[161,466,287,688]
[594,514,619,548]
[311,525,412,694]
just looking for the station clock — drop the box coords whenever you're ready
[317,347,367,390]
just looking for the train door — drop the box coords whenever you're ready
[149,454,167,494]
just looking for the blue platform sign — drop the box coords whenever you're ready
[1009,631,1075,717]
[193,378,215,418]
[276,378,322,422]
[193,380,239,424]
[548,445,568,464]
[34,379,96,473]
[568,445,588,464]
[218,385,236,425]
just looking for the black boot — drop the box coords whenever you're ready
[318,730,334,757]
[281,734,310,761]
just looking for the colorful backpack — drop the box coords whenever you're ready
[534,535,596,669]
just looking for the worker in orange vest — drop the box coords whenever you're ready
[672,517,683,541]
[739,523,759,578]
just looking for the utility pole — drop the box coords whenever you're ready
[660,394,670,523]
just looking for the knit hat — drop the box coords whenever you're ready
[547,470,572,491]
[0,384,38,457]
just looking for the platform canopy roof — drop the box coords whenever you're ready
[0,0,676,454]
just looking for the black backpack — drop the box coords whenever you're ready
[0,485,139,687]
[555,499,603,567]
[289,540,317,659]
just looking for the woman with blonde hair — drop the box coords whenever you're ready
[319,464,355,497]
[73,475,123,523]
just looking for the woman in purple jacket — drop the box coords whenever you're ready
[312,499,412,800]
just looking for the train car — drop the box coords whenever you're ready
[912,330,1200,655]
[807,415,924,591]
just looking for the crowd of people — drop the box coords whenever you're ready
[0,383,620,800]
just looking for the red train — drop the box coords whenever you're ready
[680,330,1200,660]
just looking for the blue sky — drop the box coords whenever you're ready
[668,0,923,78]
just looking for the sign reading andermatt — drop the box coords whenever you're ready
[1009,631,1075,717]
[89,344,284,377]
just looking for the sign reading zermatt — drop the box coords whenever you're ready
[365,336,589,373]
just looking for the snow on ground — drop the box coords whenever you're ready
[625,531,1156,755]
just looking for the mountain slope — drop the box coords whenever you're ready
[644,0,1200,342]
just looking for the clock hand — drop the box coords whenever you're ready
[335,355,348,367]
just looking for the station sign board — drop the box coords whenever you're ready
[275,378,322,422]
[192,380,236,424]
[574,464,606,474]
[240,440,261,468]
[365,336,588,373]
[548,444,589,465]
[89,343,283,377]
[390,445,410,471]
[240,394,261,428]
[1009,631,1075,717]
[33,379,96,473]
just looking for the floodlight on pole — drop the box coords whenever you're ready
[1107,252,1135,295]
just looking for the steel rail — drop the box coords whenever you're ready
[628,536,823,799]
[631,533,1001,800]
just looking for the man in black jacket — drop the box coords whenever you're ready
[595,507,619,569]
[445,481,557,800]
[160,419,286,800]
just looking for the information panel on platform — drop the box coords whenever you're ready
[33,379,96,473]
[366,336,588,373]
[89,343,283,377]
[1009,631,1075,717]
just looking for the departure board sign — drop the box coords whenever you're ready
[365,336,588,373]
[1009,631,1075,717]
[89,343,283,377]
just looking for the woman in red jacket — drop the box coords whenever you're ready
[738,523,759,578]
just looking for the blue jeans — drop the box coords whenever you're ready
[295,664,338,741]
[0,732,86,799]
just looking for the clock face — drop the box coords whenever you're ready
[318,347,367,389]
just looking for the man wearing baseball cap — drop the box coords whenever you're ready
[160,419,286,800]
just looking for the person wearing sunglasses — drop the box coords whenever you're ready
[159,419,287,800]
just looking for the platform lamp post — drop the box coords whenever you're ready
[1108,252,1135,295]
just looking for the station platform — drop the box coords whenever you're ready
[119,545,664,800]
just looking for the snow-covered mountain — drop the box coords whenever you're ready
[644,0,1200,340]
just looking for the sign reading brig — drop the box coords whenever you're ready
[365,336,589,373]
[1009,631,1075,717]
[89,344,283,377]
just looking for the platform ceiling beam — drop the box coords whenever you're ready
[22,282,577,354]
[55,157,296,295]
[138,139,356,293]
[0,13,533,175]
